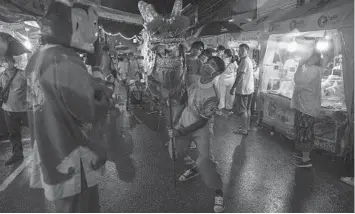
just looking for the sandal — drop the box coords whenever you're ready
[233,128,248,135]
[341,177,354,187]
[178,169,199,182]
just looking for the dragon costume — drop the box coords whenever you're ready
[138,0,189,125]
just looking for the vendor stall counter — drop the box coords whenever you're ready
[259,29,348,155]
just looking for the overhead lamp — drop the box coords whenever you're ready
[316,31,331,52]
[287,39,298,52]
[316,39,330,52]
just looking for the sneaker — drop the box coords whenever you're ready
[5,154,24,166]
[214,195,225,213]
[184,156,195,165]
[294,159,312,168]
[292,152,303,159]
[178,169,199,182]
[341,177,354,187]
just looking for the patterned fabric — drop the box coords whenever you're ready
[27,45,105,201]
[178,79,218,127]
[294,109,315,152]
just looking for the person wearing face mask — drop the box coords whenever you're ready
[26,1,107,212]
[0,55,28,166]
[199,48,214,63]
[168,56,226,213]
[216,45,225,58]
[216,49,238,115]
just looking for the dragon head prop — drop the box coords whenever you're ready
[138,0,190,103]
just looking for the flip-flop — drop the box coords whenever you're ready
[233,128,248,135]
[341,177,354,186]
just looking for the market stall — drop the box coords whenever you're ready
[259,0,353,155]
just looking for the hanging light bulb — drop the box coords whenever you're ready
[287,38,298,52]
[316,39,330,52]
[316,31,331,52]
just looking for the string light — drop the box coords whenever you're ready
[99,26,138,41]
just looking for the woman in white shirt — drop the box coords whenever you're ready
[291,50,322,168]
[216,49,238,115]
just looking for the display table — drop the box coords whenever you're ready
[260,92,347,155]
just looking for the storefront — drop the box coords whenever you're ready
[259,0,354,155]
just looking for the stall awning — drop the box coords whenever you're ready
[240,8,292,32]
[196,21,243,37]
[268,0,354,34]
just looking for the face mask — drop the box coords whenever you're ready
[223,58,230,65]
[0,66,5,73]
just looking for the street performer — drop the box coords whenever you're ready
[26,0,108,212]
[168,56,226,213]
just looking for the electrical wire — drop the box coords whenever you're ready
[99,26,138,40]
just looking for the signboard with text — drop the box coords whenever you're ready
[268,2,352,34]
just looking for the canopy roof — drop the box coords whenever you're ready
[269,0,354,34]
[240,8,290,32]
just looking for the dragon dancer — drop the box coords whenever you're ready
[168,56,226,213]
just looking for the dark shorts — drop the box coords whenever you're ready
[235,93,253,115]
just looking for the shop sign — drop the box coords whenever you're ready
[268,22,281,33]
[256,15,269,24]
[289,19,306,30]
[317,14,340,28]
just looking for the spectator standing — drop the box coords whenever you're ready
[0,55,28,165]
[230,44,254,135]
[216,45,225,58]
[199,48,214,63]
[216,49,238,115]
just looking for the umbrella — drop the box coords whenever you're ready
[0,32,30,57]
[198,20,243,37]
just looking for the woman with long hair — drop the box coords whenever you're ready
[291,49,322,168]
[216,49,238,115]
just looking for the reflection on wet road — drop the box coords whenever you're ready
[0,104,353,212]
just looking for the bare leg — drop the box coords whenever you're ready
[241,112,248,131]
[247,109,251,131]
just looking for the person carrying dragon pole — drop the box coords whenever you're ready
[139,0,226,212]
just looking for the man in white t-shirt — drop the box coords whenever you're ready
[168,56,226,213]
[230,44,254,135]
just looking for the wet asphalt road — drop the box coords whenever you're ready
[0,105,353,212]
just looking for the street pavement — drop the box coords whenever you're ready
[0,105,353,212]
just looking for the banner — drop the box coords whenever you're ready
[269,2,353,34]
